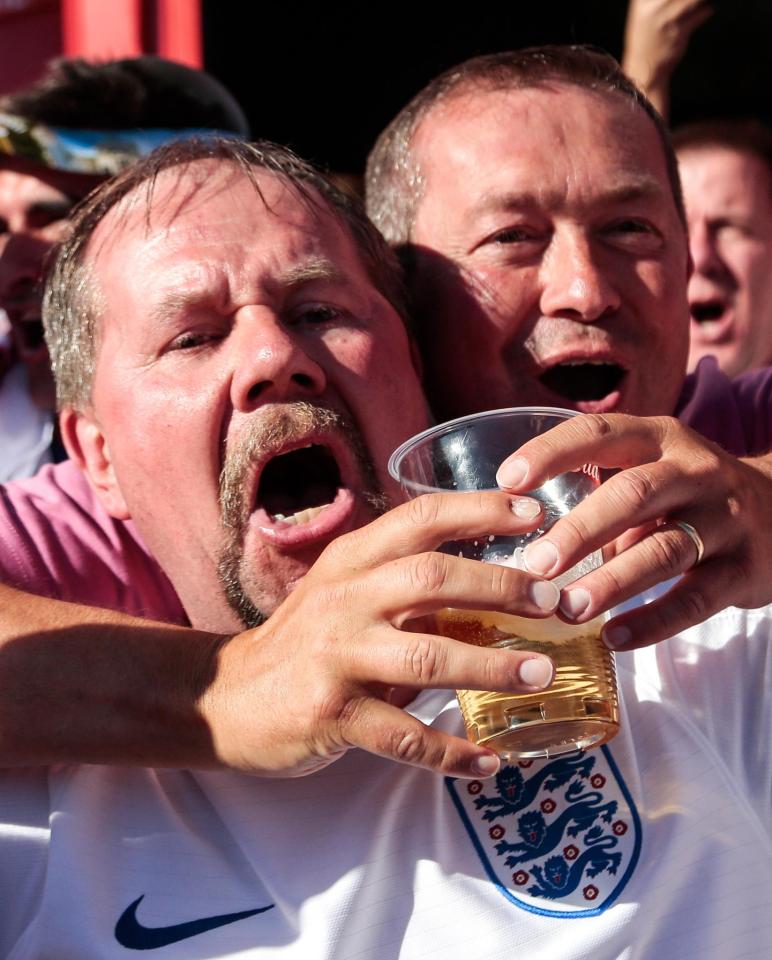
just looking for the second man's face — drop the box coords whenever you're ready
[407,83,691,421]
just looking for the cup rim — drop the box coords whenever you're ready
[388,405,579,485]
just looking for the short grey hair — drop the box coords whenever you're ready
[365,45,685,246]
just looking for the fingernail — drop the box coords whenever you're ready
[529,579,560,612]
[472,753,500,777]
[518,656,554,688]
[511,497,541,520]
[559,587,591,621]
[602,625,631,650]
[497,456,529,489]
[523,539,558,576]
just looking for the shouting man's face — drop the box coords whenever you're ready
[67,161,429,630]
[407,83,691,421]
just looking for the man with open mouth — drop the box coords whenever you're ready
[0,50,771,959]
[673,118,772,379]
[0,54,249,481]
[366,45,772,652]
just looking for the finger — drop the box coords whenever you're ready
[321,490,544,571]
[355,624,555,693]
[335,695,503,779]
[496,413,672,491]
[598,559,738,651]
[556,520,712,624]
[518,459,714,579]
[369,550,560,622]
[675,2,714,31]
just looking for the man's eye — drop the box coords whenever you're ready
[169,331,215,351]
[608,219,651,235]
[293,305,343,325]
[491,227,536,244]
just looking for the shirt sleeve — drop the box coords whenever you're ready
[0,461,187,624]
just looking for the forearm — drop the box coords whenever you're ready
[0,583,228,768]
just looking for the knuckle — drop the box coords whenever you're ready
[402,634,446,685]
[591,562,627,602]
[646,528,687,576]
[484,562,511,602]
[405,493,443,528]
[408,551,450,595]
[390,727,429,765]
[554,510,592,549]
[336,694,366,730]
[313,684,351,727]
[610,467,657,514]
[578,413,616,442]
[674,586,711,628]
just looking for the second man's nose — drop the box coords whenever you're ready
[538,233,621,322]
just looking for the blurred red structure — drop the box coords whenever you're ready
[0,0,201,95]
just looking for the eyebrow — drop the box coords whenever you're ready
[275,257,347,288]
[467,175,668,220]
[147,257,348,327]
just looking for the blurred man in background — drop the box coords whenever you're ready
[0,54,248,480]
[674,119,772,376]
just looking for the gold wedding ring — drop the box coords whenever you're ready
[672,519,705,567]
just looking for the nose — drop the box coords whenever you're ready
[688,220,729,281]
[538,230,620,322]
[230,308,327,412]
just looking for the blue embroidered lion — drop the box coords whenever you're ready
[526,827,622,899]
[494,784,618,866]
[473,753,596,821]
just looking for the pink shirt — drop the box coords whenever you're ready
[0,459,186,623]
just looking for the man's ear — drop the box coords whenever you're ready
[59,408,131,520]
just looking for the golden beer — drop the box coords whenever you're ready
[435,608,619,760]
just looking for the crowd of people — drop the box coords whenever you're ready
[0,5,771,958]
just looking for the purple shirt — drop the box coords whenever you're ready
[676,357,772,457]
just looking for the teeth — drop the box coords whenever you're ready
[271,504,331,526]
[699,321,721,335]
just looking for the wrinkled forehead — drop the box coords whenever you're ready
[88,161,322,255]
[412,81,674,202]
[82,160,389,335]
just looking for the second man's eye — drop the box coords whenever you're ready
[294,304,342,325]
[491,227,536,244]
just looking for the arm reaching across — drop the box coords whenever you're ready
[622,0,713,118]
[0,492,559,778]
[496,413,772,651]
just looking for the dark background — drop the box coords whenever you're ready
[202,0,772,174]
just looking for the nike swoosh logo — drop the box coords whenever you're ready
[115,894,275,950]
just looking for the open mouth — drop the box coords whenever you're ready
[691,300,726,324]
[257,444,343,526]
[538,361,625,403]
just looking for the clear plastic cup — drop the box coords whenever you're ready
[389,407,619,761]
